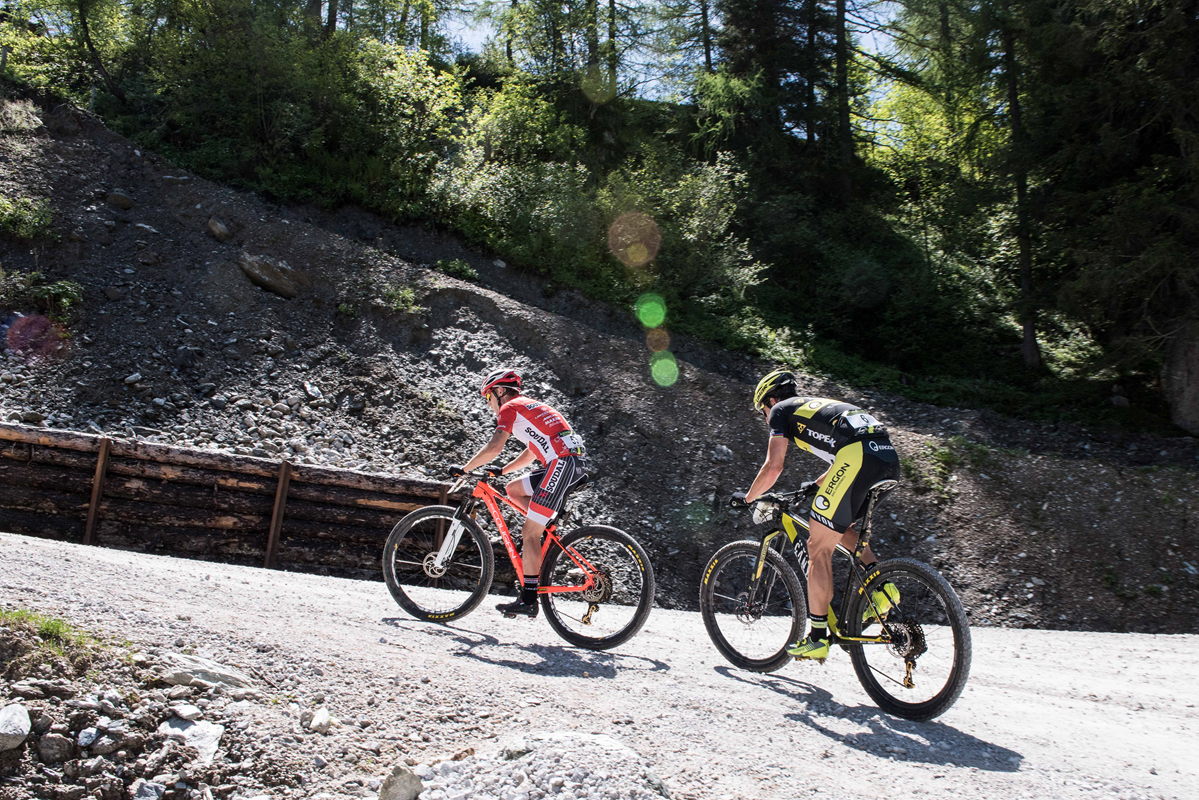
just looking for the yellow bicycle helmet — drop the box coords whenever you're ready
[752,369,797,411]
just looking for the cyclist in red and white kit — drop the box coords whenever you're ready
[450,368,587,619]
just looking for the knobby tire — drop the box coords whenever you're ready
[539,525,655,650]
[846,557,971,720]
[699,541,806,673]
[381,505,495,622]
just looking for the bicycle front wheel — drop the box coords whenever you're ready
[382,505,495,622]
[699,541,805,672]
[846,558,972,720]
[539,525,655,650]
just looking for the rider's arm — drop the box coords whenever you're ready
[745,436,788,503]
[462,429,510,472]
[502,445,538,475]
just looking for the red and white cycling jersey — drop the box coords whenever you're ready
[496,396,585,465]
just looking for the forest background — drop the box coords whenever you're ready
[2,0,1198,434]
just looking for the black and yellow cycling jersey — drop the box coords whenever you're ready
[767,397,888,463]
[768,397,898,533]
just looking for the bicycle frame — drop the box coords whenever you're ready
[752,485,898,646]
[452,476,602,597]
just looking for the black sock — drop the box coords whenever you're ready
[521,575,539,605]
[809,613,829,641]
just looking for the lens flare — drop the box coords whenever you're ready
[5,314,69,360]
[581,64,616,105]
[646,328,670,352]
[650,351,679,387]
[635,294,667,328]
[607,212,660,268]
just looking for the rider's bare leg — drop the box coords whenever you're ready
[506,478,531,513]
[519,517,547,578]
[810,521,880,615]
[806,517,842,617]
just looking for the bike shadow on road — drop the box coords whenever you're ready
[381,617,668,680]
[713,666,1023,772]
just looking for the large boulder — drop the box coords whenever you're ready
[237,251,309,299]
[1163,321,1199,434]
[0,704,31,751]
[378,764,423,800]
[157,652,253,688]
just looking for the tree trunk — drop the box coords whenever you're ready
[399,0,412,44]
[1162,321,1199,434]
[1003,28,1042,369]
[700,0,713,73]
[607,0,618,83]
[325,0,337,35]
[805,0,818,145]
[420,5,430,50]
[507,0,517,63]
[585,0,599,66]
[306,0,322,21]
[75,1,127,104]
[834,0,852,194]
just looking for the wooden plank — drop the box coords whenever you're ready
[263,461,293,569]
[0,507,84,541]
[0,421,448,498]
[83,438,111,546]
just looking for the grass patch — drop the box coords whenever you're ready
[0,196,54,240]
[0,605,99,678]
[434,258,478,282]
[0,98,41,133]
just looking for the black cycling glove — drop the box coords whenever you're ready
[484,464,504,477]
[730,491,748,507]
[448,464,466,477]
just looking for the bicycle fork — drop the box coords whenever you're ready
[430,509,469,572]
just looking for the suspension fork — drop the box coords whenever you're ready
[431,502,473,570]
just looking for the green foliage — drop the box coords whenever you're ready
[380,284,422,313]
[434,259,479,282]
[0,268,83,318]
[0,196,54,240]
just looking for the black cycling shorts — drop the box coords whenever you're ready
[809,438,900,533]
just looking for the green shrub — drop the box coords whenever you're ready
[434,258,478,282]
[380,284,422,313]
[0,268,83,318]
[0,196,54,240]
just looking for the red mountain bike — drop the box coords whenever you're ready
[382,468,655,650]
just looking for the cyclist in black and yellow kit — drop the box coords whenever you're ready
[739,370,901,662]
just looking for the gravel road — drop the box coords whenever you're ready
[1,532,1195,800]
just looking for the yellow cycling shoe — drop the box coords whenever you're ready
[786,636,830,663]
[862,581,900,625]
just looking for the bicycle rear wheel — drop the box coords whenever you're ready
[699,541,805,672]
[382,505,495,622]
[846,558,971,720]
[539,525,655,650]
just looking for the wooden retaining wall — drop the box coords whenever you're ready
[0,422,455,578]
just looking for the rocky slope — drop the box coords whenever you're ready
[1,82,1198,633]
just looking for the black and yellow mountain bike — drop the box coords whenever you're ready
[699,481,971,720]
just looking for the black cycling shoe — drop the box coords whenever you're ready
[496,598,539,619]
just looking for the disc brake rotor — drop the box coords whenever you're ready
[422,552,447,579]
[734,591,762,625]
